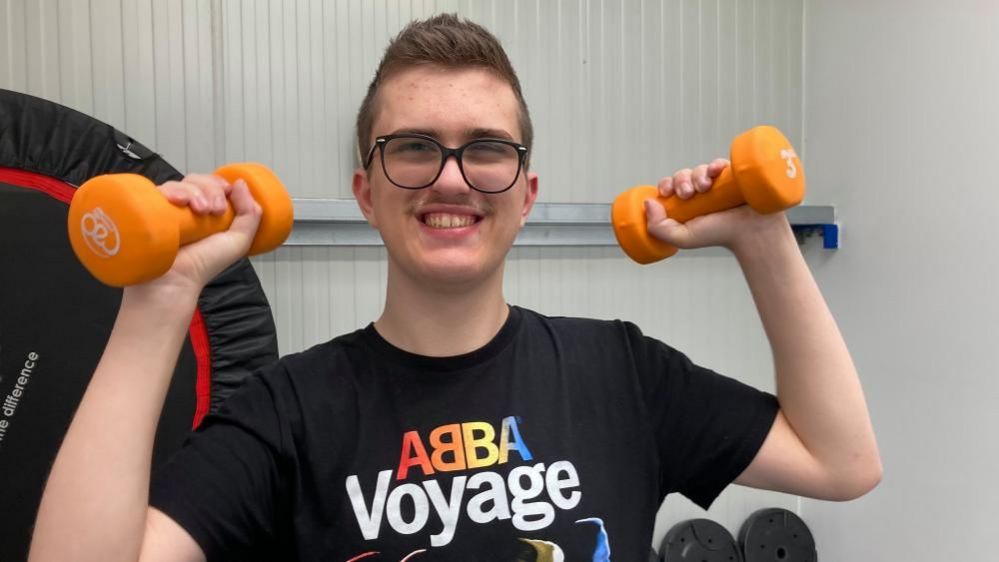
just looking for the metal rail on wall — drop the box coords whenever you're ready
[285,199,839,249]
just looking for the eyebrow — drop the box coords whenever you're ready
[391,127,438,137]
[467,128,515,141]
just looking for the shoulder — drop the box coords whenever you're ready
[208,329,374,439]
[514,307,690,374]
[515,306,647,346]
[272,327,370,375]
[513,307,668,370]
[229,328,373,409]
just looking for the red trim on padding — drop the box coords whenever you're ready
[0,165,77,203]
[1,165,213,428]
[189,308,213,429]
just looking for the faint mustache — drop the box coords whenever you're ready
[409,196,494,217]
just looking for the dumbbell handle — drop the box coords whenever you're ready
[91,173,242,246]
[174,198,237,245]
[612,125,805,264]
[658,165,742,223]
[610,181,738,265]
[181,164,286,256]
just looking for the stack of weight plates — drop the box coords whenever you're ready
[658,508,817,562]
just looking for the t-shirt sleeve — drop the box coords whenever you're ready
[149,365,290,561]
[624,321,779,510]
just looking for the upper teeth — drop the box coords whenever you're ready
[424,213,475,228]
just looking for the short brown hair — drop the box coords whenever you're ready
[356,14,533,164]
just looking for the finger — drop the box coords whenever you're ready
[216,176,237,215]
[657,176,675,198]
[707,158,730,178]
[673,168,694,199]
[159,180,193,206]
[644,199,694,247]
[227,179,263,241]
[159,180,214,214]
[644,198,667,224]
[692,164,711,193]
[183,173,231,216]
[159,174,223,214]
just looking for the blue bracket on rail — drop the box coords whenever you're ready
[792,223,839,249]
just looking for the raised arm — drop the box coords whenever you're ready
[29,176,262,562]
[645,160,882,501]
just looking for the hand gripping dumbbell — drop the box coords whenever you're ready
[67,163,294,286]
[611,125,805,264]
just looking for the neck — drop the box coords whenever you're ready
[374,263,509,357]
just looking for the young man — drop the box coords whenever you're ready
[30,14,880,562]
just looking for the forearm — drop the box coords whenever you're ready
[731,216,881,490]
[29,287,198,562]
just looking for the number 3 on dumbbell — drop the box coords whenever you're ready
[781,148,798,179]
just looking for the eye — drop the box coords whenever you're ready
[386,137,439,156]
[464,141,518,164]
[467,141,510,154]
[404,142,434,152]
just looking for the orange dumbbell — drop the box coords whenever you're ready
[611,125,805,264]
[67,163,294,286]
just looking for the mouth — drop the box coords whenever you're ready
[416,206,486,230]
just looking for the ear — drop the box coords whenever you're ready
[352,168,379,229]
[519,171,539,228]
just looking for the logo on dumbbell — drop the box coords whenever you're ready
[80,208,121,258]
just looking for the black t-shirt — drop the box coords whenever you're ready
[150,306,778,561]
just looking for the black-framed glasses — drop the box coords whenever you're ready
[363,133,529,194]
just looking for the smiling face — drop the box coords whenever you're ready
[353,65,538,290]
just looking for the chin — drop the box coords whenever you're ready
[384,231,512,289]
[392,247,498,288]
[418,257,496,287]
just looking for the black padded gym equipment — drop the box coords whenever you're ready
[660,518,743,562]
[739,508,817,562]
[0,89,279,561]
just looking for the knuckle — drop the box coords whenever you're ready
[157,181,189,199]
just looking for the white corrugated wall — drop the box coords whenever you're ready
[800,2,999,560]
[1,0,809,549]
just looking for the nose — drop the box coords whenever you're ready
[431,155,471,196]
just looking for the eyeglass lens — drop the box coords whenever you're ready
[382,137,520,192]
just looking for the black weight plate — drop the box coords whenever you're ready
[660,518,743,562]
[739,508,816,562]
